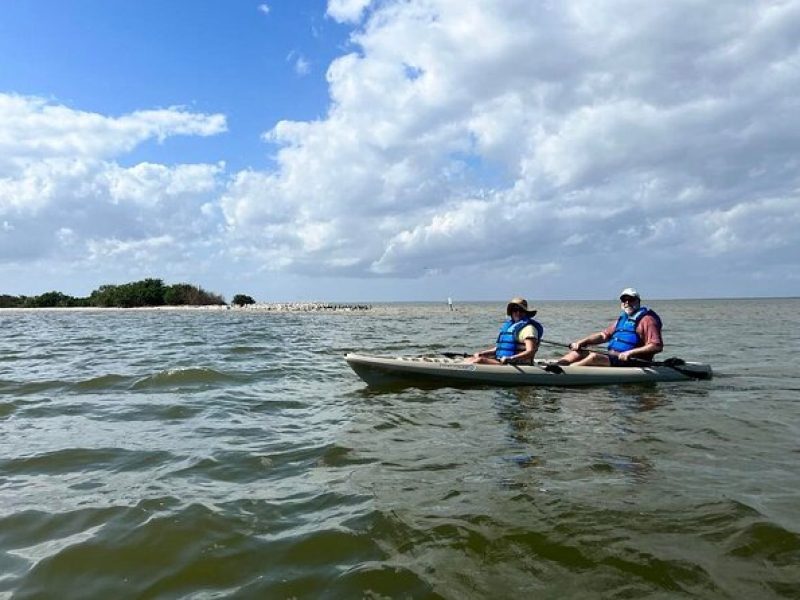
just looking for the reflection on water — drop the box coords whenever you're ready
[498,385,663,485]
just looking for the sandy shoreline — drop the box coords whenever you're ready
[0,302,372,313]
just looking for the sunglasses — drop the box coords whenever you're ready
[620,296,638,303]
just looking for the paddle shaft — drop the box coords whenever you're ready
[446,343,663,366]
[540,338,664,366]
[449,342,667,366]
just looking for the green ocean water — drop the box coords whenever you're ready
[1,299,798,599]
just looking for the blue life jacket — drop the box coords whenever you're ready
[607,306,661,353]
[495,318,544,358]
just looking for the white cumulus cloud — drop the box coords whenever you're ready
[327,0,373,23]
[0,93,227,285]
[221,0,800,297]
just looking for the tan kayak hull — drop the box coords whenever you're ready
[345,353,712,388]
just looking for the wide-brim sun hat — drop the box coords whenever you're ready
[619,287,641,300]
[506,296,537,317]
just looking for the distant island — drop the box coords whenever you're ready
[0,278,233,309]
[0,278,371,312]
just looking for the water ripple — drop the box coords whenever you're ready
[1,301,799,598]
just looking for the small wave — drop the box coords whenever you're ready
[726,521,800,566]
[114,402,205,422]
[131,367,241,390]
[319,444,376,468]
[249,398,309,412]
[1,447,174,476]
[4,501,394,599]
[72,374,133,392]
[0,401,18,418]
[327,561,442,598]
[0,379,68,396]
[169,445,335,484]
[227,345,266,354]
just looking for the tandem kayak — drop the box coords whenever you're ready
[345,353,713,388]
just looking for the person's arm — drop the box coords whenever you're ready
[529,337,540,358]
[472,346,497,360]
[569,329,609,351]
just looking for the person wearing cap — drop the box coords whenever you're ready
[467,297,544,365]
[557,288,663,366]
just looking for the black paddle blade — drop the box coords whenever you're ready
[659,357,712,380]
[543,364,564,374]
[442,352,468,359]
[663,357,686,367]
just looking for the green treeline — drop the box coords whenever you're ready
[0,279,227,309]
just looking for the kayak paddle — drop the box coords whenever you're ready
[539,339,709,380]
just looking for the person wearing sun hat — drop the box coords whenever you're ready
[467,297,544,365]
[557,287,663,367]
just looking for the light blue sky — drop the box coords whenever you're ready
[1,1,799,302]
[0,1,345,169]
